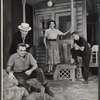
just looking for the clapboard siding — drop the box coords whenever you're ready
[76,0,83,36]
[35,0,84,71]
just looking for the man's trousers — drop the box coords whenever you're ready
[70,48,91,80]
[14,68,47,92]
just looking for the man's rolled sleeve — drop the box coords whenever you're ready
[29,53,37,67]
[81,38,85,47]
[7,55,15,69]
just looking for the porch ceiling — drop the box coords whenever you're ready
[26,0,45,6]
[26,0,58,6]
[26,0,99,11]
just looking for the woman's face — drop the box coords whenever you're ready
[49,22,55,28]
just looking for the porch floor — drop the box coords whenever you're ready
[47,75,98,100]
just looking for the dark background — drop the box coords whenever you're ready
[3,0,33,68]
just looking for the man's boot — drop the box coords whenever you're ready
[28,86,41,93]
[71,59,79,66]
[44,83,54,97]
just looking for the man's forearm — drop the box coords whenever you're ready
[74,43,84,51]
[30,64,38,72]
[78,46,84,51]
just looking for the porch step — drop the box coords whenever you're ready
[36,46,46,71]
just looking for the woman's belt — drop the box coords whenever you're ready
[48,39,56,41]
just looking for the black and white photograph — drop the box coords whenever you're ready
[2,0,99,100]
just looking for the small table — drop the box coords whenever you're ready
[53,64,77,81]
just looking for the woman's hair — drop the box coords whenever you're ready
[48,20,56,28]
[17,43,26,49]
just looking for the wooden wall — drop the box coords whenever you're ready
[33,0,87,71]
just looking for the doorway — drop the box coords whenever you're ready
[55,12,72,63]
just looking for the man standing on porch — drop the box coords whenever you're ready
[70,31,91,84]
[9,23,35,57]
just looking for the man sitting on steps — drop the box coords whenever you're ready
[6,43,54,97]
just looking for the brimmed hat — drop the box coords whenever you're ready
[18,23,31,31]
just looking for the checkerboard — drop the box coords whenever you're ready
[58,69,71,79]
[53,64,77,81]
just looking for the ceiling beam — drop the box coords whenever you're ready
[26,0,46,6]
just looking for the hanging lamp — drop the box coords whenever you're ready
[47,0,53,7]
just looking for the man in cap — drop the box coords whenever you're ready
[9,23,35,57]
[6,43,54,97]
[70,31,91,84]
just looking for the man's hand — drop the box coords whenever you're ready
[74,43,84,51]
[8,72,15,81]
[74,43,79,50]
[25,44,29,48]
[25,70,32,76]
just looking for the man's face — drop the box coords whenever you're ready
[17,46,26,57]
[49,22,55,28]
[72,34,79,40]
[20,30,28,37]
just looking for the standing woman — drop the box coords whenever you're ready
[44,20,71,72]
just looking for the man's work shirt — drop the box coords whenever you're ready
[45,28,63,39]
[7,52,37,72]
[74,37,91,55]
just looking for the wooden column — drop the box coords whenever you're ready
[71,0,76,32]
[71,0,76,63]
[71,0,74,32]
[82,0,87,39]
[22,0,26,23]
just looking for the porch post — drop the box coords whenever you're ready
[82,0,87,39]
[22,0,26,23]
[71,0,74,32]
[71,0,76,32]
[71,0,77,63]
